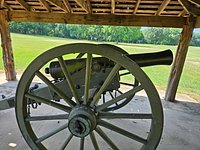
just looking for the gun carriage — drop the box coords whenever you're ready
[3,43,172,150]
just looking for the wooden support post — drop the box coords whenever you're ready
[165,17,196,102]
[0,11,16,80]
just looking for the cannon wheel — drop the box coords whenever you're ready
[15,43,163,150]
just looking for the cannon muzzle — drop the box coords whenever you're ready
[46,49,173,79]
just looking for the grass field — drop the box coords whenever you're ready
[0,33,200,102]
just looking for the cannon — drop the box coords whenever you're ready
[13,43,173,150]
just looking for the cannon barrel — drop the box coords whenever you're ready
[128,49,173,67]
[46,49,173,79]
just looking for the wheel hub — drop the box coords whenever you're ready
[68,105,96,137]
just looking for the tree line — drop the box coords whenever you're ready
[10,22,200,46]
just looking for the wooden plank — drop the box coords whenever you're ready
[178,0,200,16]
[156,0,171,16]
[7,11,187,28]
[46,0,69,13]
[133,0,141,15]
[16,0,30,11]
[0,11,16,81]
[165,17,196,102]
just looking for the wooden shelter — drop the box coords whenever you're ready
[0,0,200,102]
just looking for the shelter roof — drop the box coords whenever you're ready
[0,0,200,28]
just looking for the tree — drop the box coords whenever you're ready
[143,27,181,45]
[191,33,200,46]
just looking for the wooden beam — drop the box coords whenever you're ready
[16,0,30,11]
[7,11,187,28]
[39,0,51,12]
[63,0,72,13]
[178,0,200,16]
[111,0,115,14]
[74,0,89,13]
[196,17,200,28]
[133,0,141,15]
[46,0,69,13]
[156,0,171,16]
[0,11,16,80]
[0,0,4,8]
[165,17,196,102]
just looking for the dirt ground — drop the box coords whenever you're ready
[0,73,200,150]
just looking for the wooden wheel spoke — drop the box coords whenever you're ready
[83,53,92,104]
[96,85,143,111]
[58,56,81,104]
[35,71,76,107]
[98,120,147,144]
[98,112,152,119]
[95,126,119,150]
[76,53,85,58]
[36,123,68,143]
[103,94,106,103]
[60,134,73,150]
[90,131,100,150]
[90,64,121,106]
[117,89,123,94]
[25,93,71,113]
[109,91,114,99]
[80,137,85,150]
[25,114,68,121]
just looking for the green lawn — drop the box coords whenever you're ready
[0,33,200,102]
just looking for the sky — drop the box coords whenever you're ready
[194,28,200,33]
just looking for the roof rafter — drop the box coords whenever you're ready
[178,0,200,16]
[86,0,92,13]
[16,0,30,11]
[62,0,72,13]
[74,0,89,13]
[46,0,69,13]
[189,0,200,6]
[39,0,51,12]
[133,0,141,15]
[178,10,187,17]
[156,0,171,16]
[111,0,115,14]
